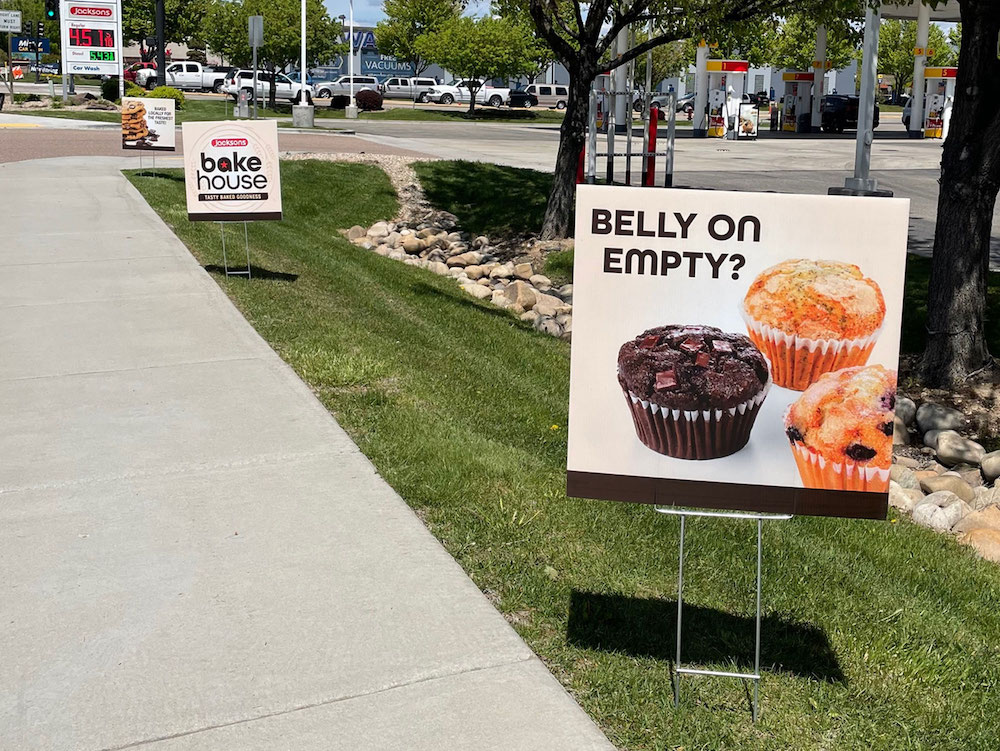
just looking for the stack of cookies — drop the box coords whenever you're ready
[121,100,149,143]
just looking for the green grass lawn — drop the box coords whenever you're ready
[127,161,1000,750]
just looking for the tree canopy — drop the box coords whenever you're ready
[123,0,209,62]
[414,16,535,111]
[374,0,464,77]
[878,19,956,100]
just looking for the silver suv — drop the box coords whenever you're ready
[314,75,380,99]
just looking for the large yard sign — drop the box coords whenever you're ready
[181,120,282,221]
[121,97,175,151]
[567,186,909,519]
[60,0,123,77]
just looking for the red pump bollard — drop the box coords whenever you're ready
[576,147,585,184]
[644,105,658,187]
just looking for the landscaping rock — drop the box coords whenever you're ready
[461,283,492,300]
[520,310,540,324]
[489,264,513,279]
[533,292,572,317]
[447,251,483,268]
[465,264,486,280]
[385,231,401,248]
[972,485,1000,511]
[916,402,966,434]
[981,450,1000,483]
[529,274,553,290]
[374,245,391,257]
[367,221,390,239]
[912,492,971,532]
[491,289,513,309]
[923,429,942,450]
[347,225,365,240]
[557,284,573,300]
[919,474,976,503]
[388,249,406,261]
[893,454,922,469]
[472,235,489,249]
[427,261,449,275]
[402,235,423,254]
[504,280,537,312]
[893,416,910,445]
[890,464,921,490]
[889,481,924,513]
[895,396,917,427]
[953,505,1000,535]
[534,316,563,337]
[959,528,1000,563]
[935,431,986,467]
[513,262,534,280]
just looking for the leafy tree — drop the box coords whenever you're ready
[414,16,535,113]
[516,0,862,239]
[201,0,343,107]
[878,19,953,101]
[374,0,463,77]
[122,0,209,63]
[633,37,689,93]
[766,14,861,71]
[919,0,996,385]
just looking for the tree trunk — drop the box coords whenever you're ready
[540,65,592,239]
[919,0,999,386]
[268,64,277,110]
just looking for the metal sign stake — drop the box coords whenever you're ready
[656,506,793,721]
[219,221,252,278]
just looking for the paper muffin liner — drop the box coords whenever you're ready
[739,303,881,391]
[790,442,890,493]
[619,375,770,460]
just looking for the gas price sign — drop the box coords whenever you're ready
[60,0,123,76]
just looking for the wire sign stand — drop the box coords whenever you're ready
[656,506,793,721]
[218,221,252,278]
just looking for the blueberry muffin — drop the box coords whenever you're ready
[617,325,770,459]
[740,259,885,390]
[784,364,896,492]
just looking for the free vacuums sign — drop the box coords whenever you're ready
[566,186,909,519]
[182,120,282,221]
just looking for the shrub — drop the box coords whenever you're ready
[329,94,350,110]
[13,93,41,104]
[125,81,146,99]
[355,88,383,111]
[100,77,120,101]
[146,86,185,110]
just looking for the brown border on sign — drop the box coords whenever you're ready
[566,470,887,520]
[188,212,283,222]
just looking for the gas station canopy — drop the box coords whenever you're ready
[880,0,961,22]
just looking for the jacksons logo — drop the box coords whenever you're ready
[70,6,113,16]
[197,150,268,194]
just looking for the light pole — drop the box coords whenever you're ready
[293,0,314,126]
[346,0,357,118]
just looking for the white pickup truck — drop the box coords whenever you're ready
[422,80,510,107]
[137,61,230,92]
[382,76,438,101]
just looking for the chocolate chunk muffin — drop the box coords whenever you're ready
[617,325,770,459]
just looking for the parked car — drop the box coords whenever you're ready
[523,83,568,109]
[423,80,510,107]
[382,76,438,101]
[222,69,313,103]
[124,61,155,84]
[140,61,229,92]
[507,89,538,108]
[821,94,880,133]
[314,75,380,99]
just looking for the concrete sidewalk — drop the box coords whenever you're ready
[0,158,612,751]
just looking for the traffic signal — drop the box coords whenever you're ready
[22,20,32,35]
[45,0,58,22]
[37,21,44,38]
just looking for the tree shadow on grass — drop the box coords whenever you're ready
[126,170,185,183]
[413,161,555,239]
[204,264,299,282]
[567,590,845,684]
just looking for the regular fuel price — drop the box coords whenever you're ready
[68,27,115,47]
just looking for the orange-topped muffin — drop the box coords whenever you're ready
[740,259,885,390]
[784,365,896,493]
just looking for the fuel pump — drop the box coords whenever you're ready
[705,60,748,138]
[781,72,813,133]
[922,66,956,140]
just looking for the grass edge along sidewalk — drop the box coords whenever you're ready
[127,160,1000,751]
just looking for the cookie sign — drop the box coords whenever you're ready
[181,120,282,222]
[121,97,175,151]
[567,186,909,519]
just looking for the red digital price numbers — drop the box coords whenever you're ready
[68,27,115,48]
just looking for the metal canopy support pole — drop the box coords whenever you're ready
[587,87,597,185]
[811,25,827,133]
[910,1,931,138]
[665,91,676,188]
[606,85,615,184]
[641,24,653,186]
[693,42,708,137]
[659,506,793,721]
